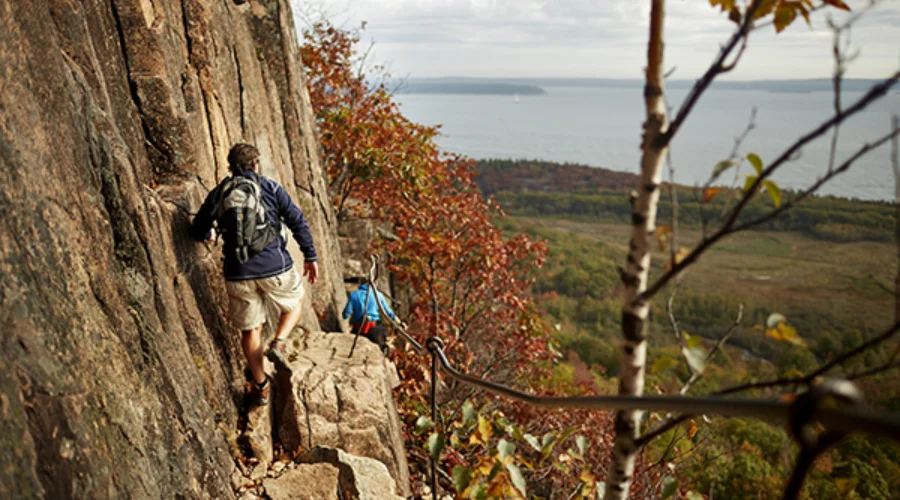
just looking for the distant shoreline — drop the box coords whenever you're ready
[395,81,545,96]
[392,77,897,95]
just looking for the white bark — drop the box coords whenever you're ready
[604,0,668,498]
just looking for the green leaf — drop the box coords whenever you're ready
[498,439,515,460]
[652,356,678,374]
[685,492,704,500]
[452,466,472,493]
[558,427,577,445]
[762,179,782,207]
[661,476,678,499]
[682,346,707,374]
[470,483,488,500]
[506,463,527,498]
[576,436,589,456]
[524,433,541,452]
[427,432,445,462]
[746,153,764,175]
[414,416,434,435]
[711,158,738,179]
[743,174,758,193]
[487,463,502,481]
[542,433,555,447]
[681,331,702,349]
[596,481,606,498]
[462,401,476,426]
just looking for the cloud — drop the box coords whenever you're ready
[293,0,900,79]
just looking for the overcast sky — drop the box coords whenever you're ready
[292,0,900,80]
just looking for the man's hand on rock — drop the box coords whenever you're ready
[304,261,318,285]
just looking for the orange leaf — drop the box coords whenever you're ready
[688,419,699,439]
[821,0,851,11]
[656,225,674,252]
[702,187,721,203]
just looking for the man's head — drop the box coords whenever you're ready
[227,143,260,173]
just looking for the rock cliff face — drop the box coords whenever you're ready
[0,1,403,498]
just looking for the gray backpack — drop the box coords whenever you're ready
[215,175,278,263]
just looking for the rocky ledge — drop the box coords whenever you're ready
[236,330,410,499]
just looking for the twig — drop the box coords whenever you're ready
[666,285,684,347]
[847,361,900,381]
[680,304,744,395]
[731,127,900,233]
[637,320,900,446]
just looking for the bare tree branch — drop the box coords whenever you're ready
[892,114,900,323]
[663,0,762,145]
[638,320,900,446]
[731,127,900,233]
[639,72,900,303]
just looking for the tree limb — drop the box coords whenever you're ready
[639,72,900,303]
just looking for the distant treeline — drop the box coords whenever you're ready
[476,158,646,194]
[476,159,896,242]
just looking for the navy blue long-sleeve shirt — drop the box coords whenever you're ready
[190,170,317,281]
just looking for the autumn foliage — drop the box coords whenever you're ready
[300,20,620,498]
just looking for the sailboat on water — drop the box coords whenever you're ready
[513,93,520,104]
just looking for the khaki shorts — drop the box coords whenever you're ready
[225,268,305,330]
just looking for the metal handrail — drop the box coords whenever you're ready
[353,257,900,498]
[427,340,900,442]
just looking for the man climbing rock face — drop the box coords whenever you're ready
[190,143,318,406]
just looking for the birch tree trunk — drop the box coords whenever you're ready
[893,115,899,322]
[604,1,668,498]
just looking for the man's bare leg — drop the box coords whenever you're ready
[266,304,302,372]
[274,304,303,342]
[241,325,266,385]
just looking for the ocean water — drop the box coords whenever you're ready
[394,85,900,201]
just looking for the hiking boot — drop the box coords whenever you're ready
[249,378,270,406]
[265,338,293,374]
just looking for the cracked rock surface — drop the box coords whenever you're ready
[275,331,410,497]
[0,0,350,497]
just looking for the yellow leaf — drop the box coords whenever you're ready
[709,0,736,12]
[702,187,721,203]
[762,180,782,208]
[765,321,808,347]
[754,0,779,19]
[656,225,674,252]
[580,468,597,484]
[688,419,699,439]
[478,415,492,443]
[773,3,797,32]
[666,247,692,272]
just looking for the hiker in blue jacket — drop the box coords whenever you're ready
[343,281,396,353]
[190,143,318,406]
